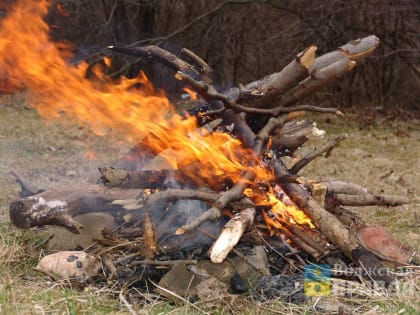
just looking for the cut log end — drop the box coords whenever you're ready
[209,207,255,263]
[297,45,317,69]
[10,199,83,234]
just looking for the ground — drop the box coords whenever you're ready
[0,94,419,314]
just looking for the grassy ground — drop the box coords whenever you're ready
[0,95,419,314]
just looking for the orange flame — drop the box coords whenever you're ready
[244,185,314,231]
[0,0,271,187]
[182,87,197,100]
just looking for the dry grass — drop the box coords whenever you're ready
[0,95,419,314]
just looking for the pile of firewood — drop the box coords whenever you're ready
[9,35,416,289]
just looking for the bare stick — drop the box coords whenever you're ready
[181,47,214,78]
[210,207,256,263]
[119,292,137,315]
[243,45,317,108]
[289,134,348,174]
[242,36,379,108]
[332,193,409,207]
[224,103,342,116]
[310,35,380,71]
[108,45,200,79]
[175,207,221,235]
[175,173,254,235]
[151,281,210,315]
[197,228,269,275]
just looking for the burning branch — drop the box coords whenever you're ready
[176,114,293,237]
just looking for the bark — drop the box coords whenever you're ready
[108,45,200,80]
[331,193,409,207]
[275,58,355,108]
[242,45,317,108]
[9,185,141,233]
[310,35,380,71]
[99,167,189,189]
[322,180,369,195]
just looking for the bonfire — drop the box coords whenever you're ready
[1,0,417,307]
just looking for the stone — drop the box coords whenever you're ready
[46,212,117,250]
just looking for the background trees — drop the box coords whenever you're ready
[17,0,420,111]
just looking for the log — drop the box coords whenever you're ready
[9,185,142,233]
[322,180,369,195]
[270,119,317,156]
[275,58,355,108]
[209,207,256,263]
[243,36,379,109]
[99,167,189,189]
[241,45,317,108]
[331,193,409,207]
[310,35,380,71]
